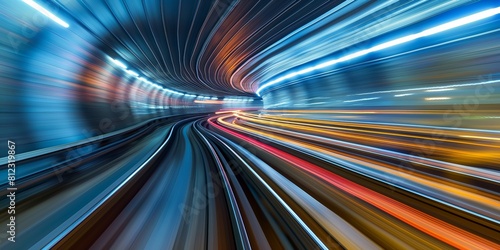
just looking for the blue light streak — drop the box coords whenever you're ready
[22,0,69,28]
[256,7,500,96]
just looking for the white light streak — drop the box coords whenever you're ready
[126,70,139,77]
[425,88,455,92]
[354,79,500,96]
[22,0,69,28]
[111,59,127,69]
[256,7,500,96]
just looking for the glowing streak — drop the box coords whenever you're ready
[425,88,455,92]
[256,7,500,96]
[224,98,253,102]
[354,79,500,96]
[394,93,413,97]
[343,97,379,103]
[209,116,500,249]
[22,0,69,28]
[194,100,224,104]
[125,70,139,77]
[425,97,450,100]
[111,59,127,69]
[460,135,500,141]
[107,56,211,99]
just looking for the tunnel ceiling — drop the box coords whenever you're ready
[52,0,344,96]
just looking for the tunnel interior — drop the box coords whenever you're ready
[1,0,500,249]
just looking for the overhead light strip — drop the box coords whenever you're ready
[109,58,249,100]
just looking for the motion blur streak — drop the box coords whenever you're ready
[1,0,499,249]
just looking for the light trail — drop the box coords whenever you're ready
[256,7,500,95]
[209,115,500,249]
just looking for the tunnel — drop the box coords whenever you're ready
[1,0,500,249]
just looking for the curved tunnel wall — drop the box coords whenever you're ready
[0,1,260,155]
